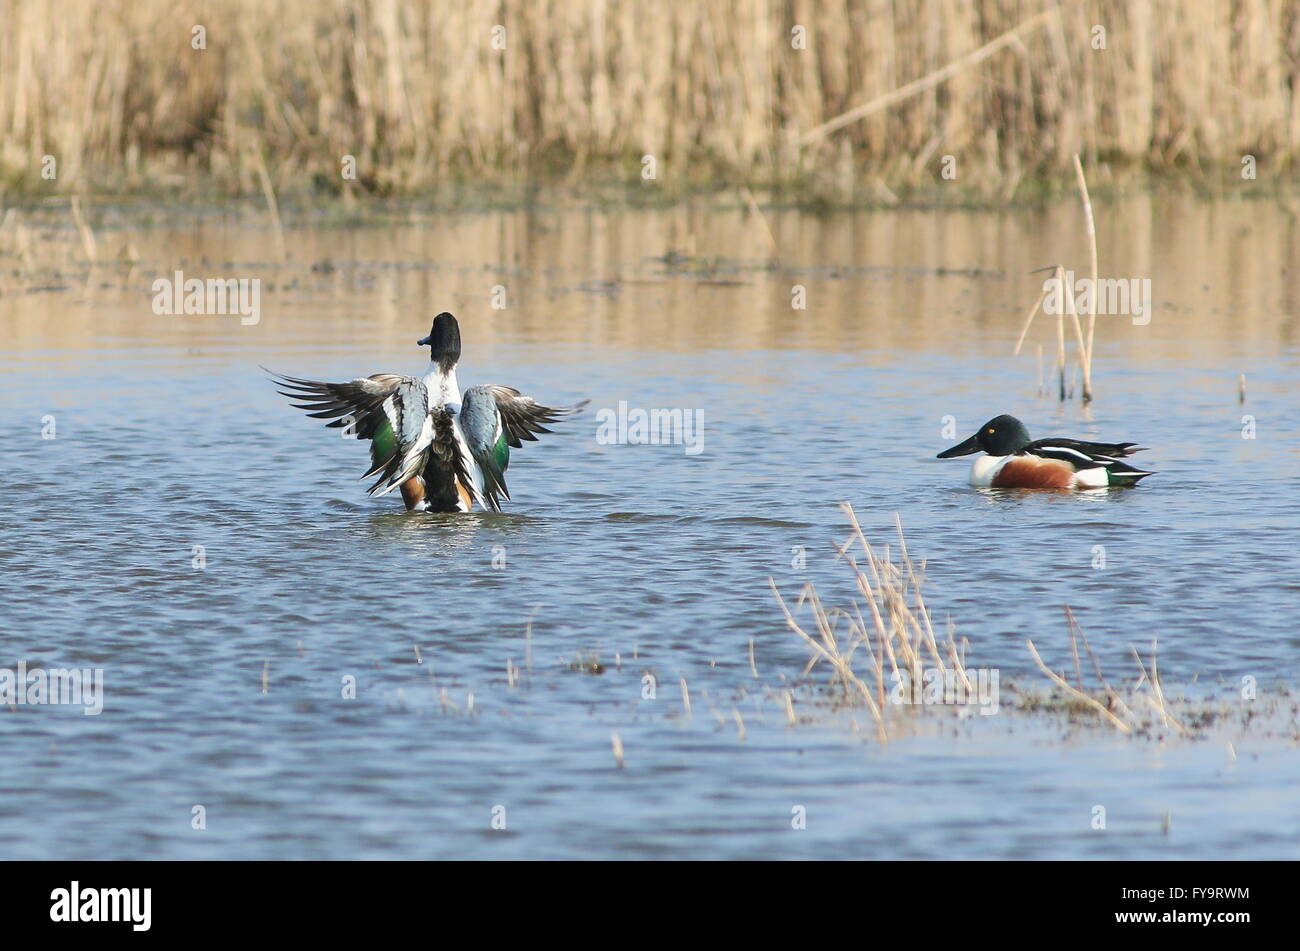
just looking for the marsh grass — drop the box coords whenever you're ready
[770,502,971,742]
[1,1,1297,200]
[771,504,1271,743]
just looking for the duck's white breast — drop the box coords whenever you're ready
[969,455,1008,487]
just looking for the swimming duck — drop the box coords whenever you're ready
[937,414,1154,488]
[269,312,586,512]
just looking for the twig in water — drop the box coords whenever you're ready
[524,604,541,674]
[1130,639,1186,735]
[1025,639,1131,733]
[1067,610,1084,690]
[1066,608,1139,723]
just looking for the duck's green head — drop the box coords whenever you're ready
[418,312,461,369]
[938,414,1031,458]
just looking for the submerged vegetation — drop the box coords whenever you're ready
[1,1,1297,205]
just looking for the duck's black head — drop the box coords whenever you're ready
[418,312,461,369]
[937,414,1032,458]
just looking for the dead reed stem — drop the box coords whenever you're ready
[1026,639,1131,733]
[1056,285,1067,401]
[253,149,288,264]
[798,7,1059,146]
[739,186,776,256]
[1065,606,1139,724]
[769,577,887,741]
[1013,282,1052,356]
[1072,154,1098,401]
[1130,639,1187,735]
[68,196,96,265]
[1059,264,1089,400]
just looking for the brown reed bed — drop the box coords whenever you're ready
[1,1,1297,202]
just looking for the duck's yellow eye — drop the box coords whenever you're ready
[987,428,995,434]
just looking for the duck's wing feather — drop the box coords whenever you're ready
[267,369,406,435]
[1023,437,1150,472]
[481,384,589,448]
[456,386,586,512]
[267,368,434,496]
[458,386,512,512]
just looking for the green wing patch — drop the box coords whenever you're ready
[371,417,396,468]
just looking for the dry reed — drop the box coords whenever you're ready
[1,1,1296,197]
[772,506,1214,741]
[1014,154,1102,399]
[769,503,971,742]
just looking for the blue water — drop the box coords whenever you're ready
[1,202,1297,858]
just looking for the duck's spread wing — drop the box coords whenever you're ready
[457,386,587,512]
[268,369,434,495]
[268,369,405,435]
[482,384,589,448]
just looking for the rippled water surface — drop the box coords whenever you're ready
[2,197,1298,859]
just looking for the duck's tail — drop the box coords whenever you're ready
[1106,459,1156,486]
